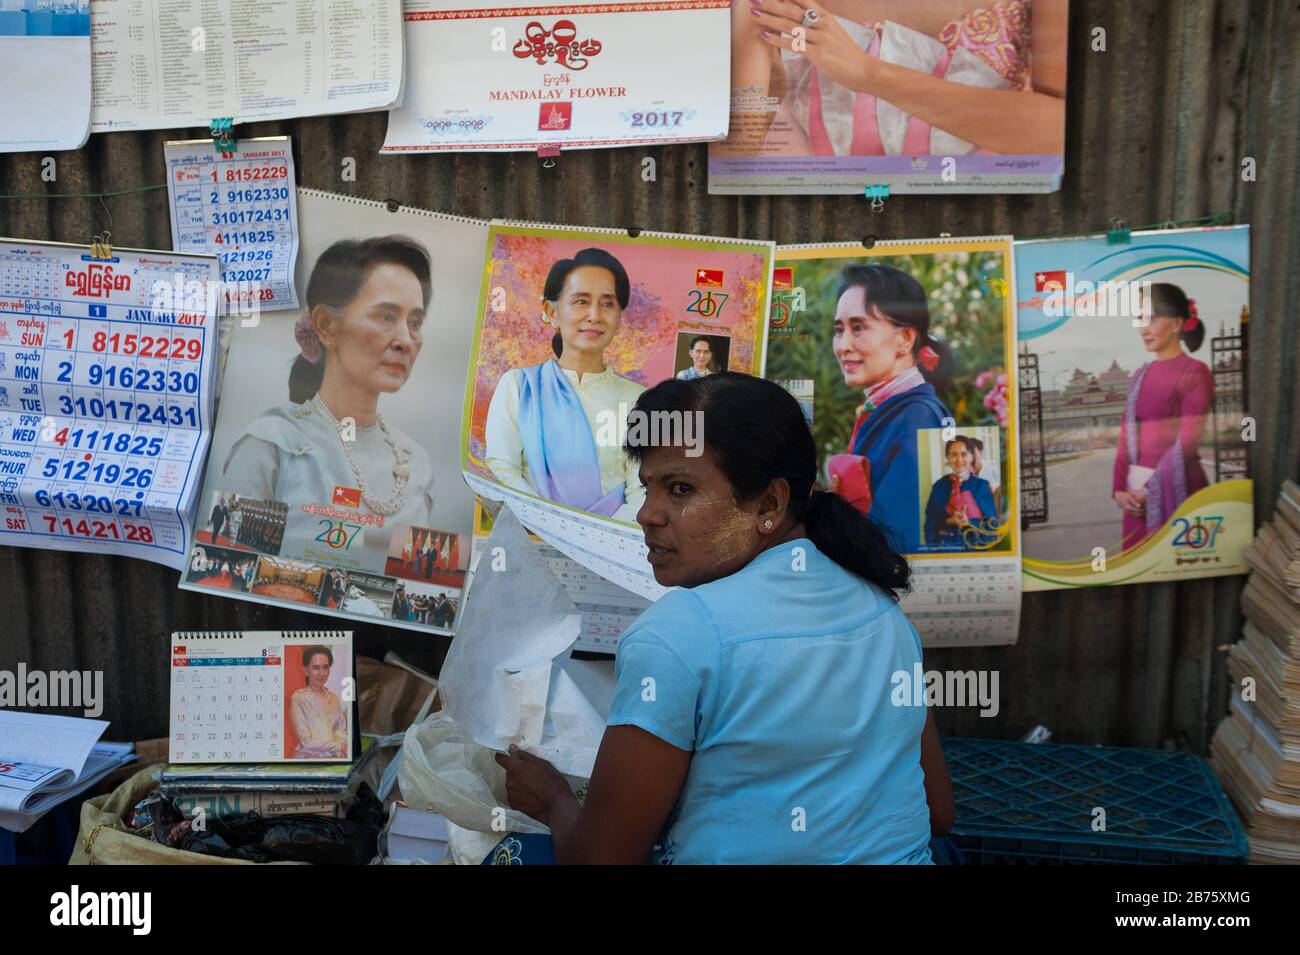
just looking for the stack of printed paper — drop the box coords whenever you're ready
[1211,482,1300,862]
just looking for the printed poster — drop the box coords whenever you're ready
[710,0,1069,194]
[180,190,486,634]
[90,0,403,133]
[382,0,731,153]
[0,1,92,152]
[461,221,774,601]
[1015,225,1252,590]
[766,237,1021,646]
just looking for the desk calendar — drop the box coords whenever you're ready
[170,631,354,764]
[0,239,221,570]
[165,137,301,313]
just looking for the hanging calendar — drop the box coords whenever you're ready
[0,238,221,570]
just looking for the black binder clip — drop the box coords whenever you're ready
[384,198,402,213]
[862,234,878,251]
[626,226,642,239]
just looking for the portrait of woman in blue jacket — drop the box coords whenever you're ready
[923,435,998,551]
[828,264,954,553]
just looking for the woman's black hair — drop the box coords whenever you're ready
[542,248,630,358]
[302,645,333,668]
[1146,282,1204,352]
[944,435,976,456]
[623,372,911,600]
[289,236,433,403]
[836,264,955,391]
[688,335,712,350]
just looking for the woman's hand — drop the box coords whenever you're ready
[494,746,575,827]
[1113,490,1145,514]
[749,0,872,94]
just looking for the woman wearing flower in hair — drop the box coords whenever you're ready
[1112,283,1213,552]
[485,248,647,524]
[828,264,953,552]
[221,237,436,543]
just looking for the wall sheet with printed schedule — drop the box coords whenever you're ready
[0,239,222,571]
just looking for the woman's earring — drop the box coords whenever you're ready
[763,520,773,531]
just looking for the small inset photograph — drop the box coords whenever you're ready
[384,523,467,589]
[282,641,352,760]
[338,571,397,619]
[195,491,289,556]
[248,555,329,605]
[916,427,1009,554]
[185,545,261,593]
[672,331,731,381]
[391,578,460,630]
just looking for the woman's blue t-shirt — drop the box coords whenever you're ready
[607,538,932,864]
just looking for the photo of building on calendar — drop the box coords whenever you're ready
[1014,226,1253,590]
[179,191,487,634]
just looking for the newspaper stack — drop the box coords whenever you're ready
[1210,481,1300,863]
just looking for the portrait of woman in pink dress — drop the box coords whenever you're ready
[728,0,1067,157]
[1112,283,1214,552]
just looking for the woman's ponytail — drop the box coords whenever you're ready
[802,490,911,601]
[289,353,325,404]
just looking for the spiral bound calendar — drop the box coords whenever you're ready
[169,630,354,764]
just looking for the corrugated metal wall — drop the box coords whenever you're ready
[0,0,1296,751]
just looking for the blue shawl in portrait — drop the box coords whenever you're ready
[516,359,625,517]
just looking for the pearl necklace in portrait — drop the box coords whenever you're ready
[308,393,411,516]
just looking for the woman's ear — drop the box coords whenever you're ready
[757,478,792,531]
[896,325,918,358]
[541,299,557,327]
[310,304,337,350]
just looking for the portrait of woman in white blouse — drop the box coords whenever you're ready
[484,247,646,524]
[221,236,436,534]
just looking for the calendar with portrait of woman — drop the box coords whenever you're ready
[461,223,774,528]
[180,192,487,634]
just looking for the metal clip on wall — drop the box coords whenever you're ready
[864,184,890,212]
[210,118,236,155]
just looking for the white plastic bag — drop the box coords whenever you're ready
[397,711,550,835]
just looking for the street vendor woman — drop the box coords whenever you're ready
[494,372,953,864]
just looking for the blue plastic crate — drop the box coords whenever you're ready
[944,738,1248,865]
